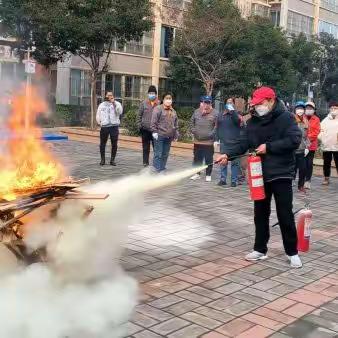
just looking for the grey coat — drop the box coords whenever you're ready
[151,105,179,139]
[190,108,218,144]
[137,99,160,131]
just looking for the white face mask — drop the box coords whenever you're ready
[330,108,338,117]
[305,109,315,116]
[296,109,304,116]
[164,99,172,107]
[255,104,270,116]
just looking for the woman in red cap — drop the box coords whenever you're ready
[303,101,320,189]
[217,86,303,268]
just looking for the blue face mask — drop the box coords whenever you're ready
[225,104,234,111]
[148,94,156,101]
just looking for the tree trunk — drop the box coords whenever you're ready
[204,79,214,96]
[90,75,97,130]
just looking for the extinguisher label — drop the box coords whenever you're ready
[252,178,264,187]
[250,162,263,177]
[304,217,311,238]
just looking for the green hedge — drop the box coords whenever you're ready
[176,106,194,121]
[121,107,140,136]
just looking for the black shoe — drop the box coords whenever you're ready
[217,180,227,186]
[143,163,149,167]
[100,159,105,166]
[231,182,237,187]
[110,160,116,166]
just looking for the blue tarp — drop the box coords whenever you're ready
[42,134,68,141]
[0,131,68,141]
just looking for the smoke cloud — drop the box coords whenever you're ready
[0,167,204,338]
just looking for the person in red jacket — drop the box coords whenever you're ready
[304,101,320,189]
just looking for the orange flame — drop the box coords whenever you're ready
[0,85,64,200]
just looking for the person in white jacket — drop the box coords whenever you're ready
[96,92,123,166]
[319,101,338,185]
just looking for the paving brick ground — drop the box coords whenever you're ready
[53,140,338,338]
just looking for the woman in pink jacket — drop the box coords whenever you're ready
[304,101,321,189]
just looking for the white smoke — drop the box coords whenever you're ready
[0,167,204,338]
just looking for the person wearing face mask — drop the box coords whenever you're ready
[303,101,321,189]
[137,85,160,167]
[151,93,179,172]
[216,86,303,268]
[215,97,242,187]
[319,101,338,185]
[190,96,218,182]
[96,92,123,166]
[293,101,310,192]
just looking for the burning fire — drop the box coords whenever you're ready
[0,85,63,200]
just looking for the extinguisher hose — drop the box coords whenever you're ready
[212,152,252,165]
[271,208,304,228]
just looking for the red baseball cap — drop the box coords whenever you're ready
[250,87,276,106]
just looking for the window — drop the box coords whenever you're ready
[70,69,81,105]
[319,20,338,38]
[321,0,338,13]
[125,76,133,98]
[163,0,184,9]
[111,31,153,57]
[271,10,281,27]
[287,11,314,37]
[124,75,142,99]
[161,26,175,58]
[252,4,270,17]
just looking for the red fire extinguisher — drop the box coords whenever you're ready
[247,154,266,201]
[297,207,312,252]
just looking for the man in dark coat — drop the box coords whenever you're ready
[217,87,303,268]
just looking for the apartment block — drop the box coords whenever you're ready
[270,0,338,38]
[0,0,337,107]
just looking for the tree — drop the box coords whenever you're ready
[0,0,152,129]
[312,32,338,103]
[170,0,245,96]
[169,3,299,102]
[289,33,317,98]
[241,16,297,99]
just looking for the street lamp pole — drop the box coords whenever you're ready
[25,47,32,130]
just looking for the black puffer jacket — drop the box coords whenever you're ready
[226,100,302,182]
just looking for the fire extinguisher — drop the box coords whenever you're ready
[297,206,312,252]
[247,153,265,201]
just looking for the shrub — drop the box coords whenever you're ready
[121,106,140,136]
[178,119,193,142]
[176,106,194,121]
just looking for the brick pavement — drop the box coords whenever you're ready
[53,140,338,338]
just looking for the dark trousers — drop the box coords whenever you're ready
[295,152,306,189]
[323,151,338,178]
[153,136,172,172]
[305,150,315,182]
[100,126,119,161]
[254,179,298,256]
[141,128,154,165]
[193,144,214,176]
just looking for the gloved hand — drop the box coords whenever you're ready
[152,133,159,140]
[304,149,309,157]
[214,141,220,151]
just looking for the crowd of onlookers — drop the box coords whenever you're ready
[95,85,337,269]
[96,85,338,189]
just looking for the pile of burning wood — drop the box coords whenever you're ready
[0,178,109,263]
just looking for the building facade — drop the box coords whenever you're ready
[54,0,191,106]
[1,0,337,107]
[270,0,338,39]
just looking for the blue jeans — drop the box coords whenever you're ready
[153,136,172,172]
[220,159,239,184]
